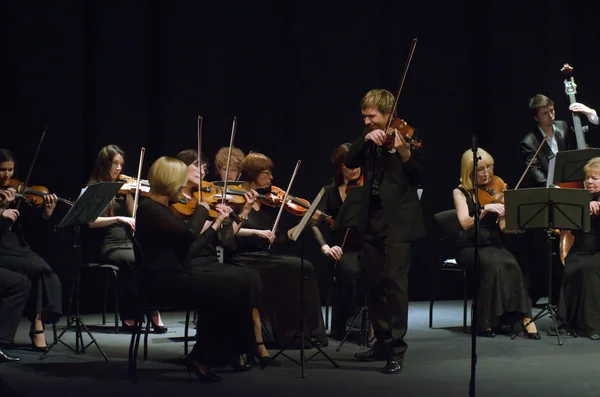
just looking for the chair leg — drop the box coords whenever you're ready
[102,271,109,325]
[128,320,141,383]
[429,267,438,328]
[184,309,190,355]
[113,270,119,334]
[143,313,151,361]
[463,270,468,333]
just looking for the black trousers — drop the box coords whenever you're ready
[101,248,138,321]
[363,208,410,359]
[0,253,62,324]
[0,268,31,343]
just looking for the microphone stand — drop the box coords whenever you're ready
[469,135,481,397]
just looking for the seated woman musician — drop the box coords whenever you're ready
[175,149,280,368]
[214,146,245,183]
[311,143,365,339]
[0,149,62,351]
[85,145,166,332]
[560,157,600,340]
[135,156,254,383]
[453,148,539,338]
[229,152,328,348]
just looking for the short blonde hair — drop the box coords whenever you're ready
[360,89,396,115]
[148,157,188,198]
[459,148,494,191]
[584,157,600,176]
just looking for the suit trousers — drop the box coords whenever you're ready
[363,207,410,359]
[0,268,31,343]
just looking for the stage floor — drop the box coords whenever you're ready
[1,301,597,397]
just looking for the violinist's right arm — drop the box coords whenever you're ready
[345,131,370,169]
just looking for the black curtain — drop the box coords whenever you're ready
[2,0,600,304]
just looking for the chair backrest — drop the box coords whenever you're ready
[433,209,461,262]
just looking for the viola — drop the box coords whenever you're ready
[477,175,507,206]
[385,118,422,151]
[170,181,246,219]
[256,185,334,227]
[1,179,73,207]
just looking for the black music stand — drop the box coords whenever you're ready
[270,188,339,378]
[505,187,589,345]
[547,148,600,186]
[40,182,123,360]
[332,186,371,351]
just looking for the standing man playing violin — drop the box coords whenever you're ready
[519,94,599,306]
[345,89,425,374]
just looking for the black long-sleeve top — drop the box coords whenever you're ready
[135,197,209,275]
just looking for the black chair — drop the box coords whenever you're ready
[429,209,469,333]
[80,263,120,333]
[127,238,194,383]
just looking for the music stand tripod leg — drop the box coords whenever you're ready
[336,304,367,352]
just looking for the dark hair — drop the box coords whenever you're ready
[528,94,554,118]
[239,152,274,182]
[0,149,15,164]
[87,145,125,185]
[331,143,352,186]
[176,149,208,167]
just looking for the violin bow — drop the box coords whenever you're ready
[383,38,418,134]
[197,116,203,199]
[268,159,301,250]
[221,117,238,204]
[14,126,47,214]
[514,138,546,190]
[131,147,145,221]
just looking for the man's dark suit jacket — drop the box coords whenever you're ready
[519,120,575,187]
[345,130,425,242]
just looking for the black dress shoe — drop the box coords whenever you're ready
[354,347,387,362]
[0,348,20,363]
[381,357,402,374]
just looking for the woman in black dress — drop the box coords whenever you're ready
[135,156,254,383]
[0,149,62,351]
[453,148,539,338]
[176,149,280,368]
[229,152,327,347]
[85,145,167,332]
[560,157,600,340]
[311,143,366,339]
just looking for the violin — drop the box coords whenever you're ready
[385,118,422,151]
[256,185,334,227]
[118,174,150,194]
[477,175,506,206]
[1,179,73,207]
[169,181,246,219]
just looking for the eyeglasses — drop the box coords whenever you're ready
[260,171,273,177]
[476,165,494,174]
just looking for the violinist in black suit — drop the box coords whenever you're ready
[520,94,598,188]
[519,94,599,305]
[345,89,425,375]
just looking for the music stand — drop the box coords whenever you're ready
[547,148,600,186]
[40,181,123,360]
[270,188,339,378]
[505,187,589,345]
[332,186,371,351]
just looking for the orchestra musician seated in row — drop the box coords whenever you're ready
[453,148,539,338]
[0,149,62,352]
[560,157,600,340]
[135,156,254,383]
[311,143,366,340]
[85,145,167,332]
[214,146,245,183]
[0,268,31,361]
[229,152,328,348]
[176,149,280,368]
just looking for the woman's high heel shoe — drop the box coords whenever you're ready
[29,330,48,352]
[183,355,222,383]
[524,328,541,340]
[251,342,282,369]
[231,355,252,372]
[151,322,168,334]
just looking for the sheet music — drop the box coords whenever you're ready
[290,188,325,242]
[546,157,556,187]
